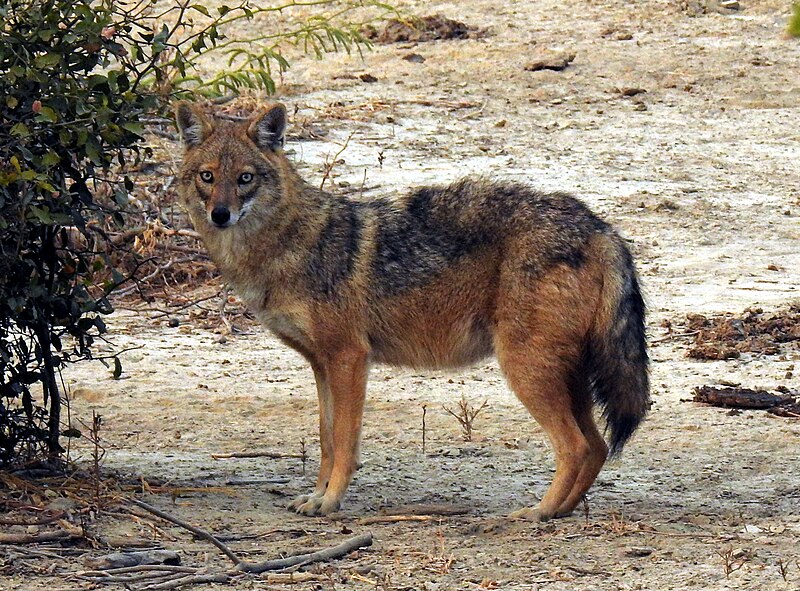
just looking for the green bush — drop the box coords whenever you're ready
[0,0,391,467]
[789,3,800,38]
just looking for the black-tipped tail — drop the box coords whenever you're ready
[586,245,650,456]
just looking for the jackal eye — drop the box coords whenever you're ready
[238,172,254,185]
[199,170,214,183]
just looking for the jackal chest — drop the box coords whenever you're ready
[261,311,310,348]
[229,279,313,350]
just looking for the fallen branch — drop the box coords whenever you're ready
[76,531,373,590]
[83,549,181,570]
[142,573,230,590]
[0,511,65,526]
[148,290,223,319]
[693,386,798,413]
[110,224,201,246]
[78,565,197,577]
[358,514,437,525]
[114,258,177,297]
[0,528,82,544]
[127,499,241,566]
[237,532,373,573]
[211,450,303,460]
[381,503,471,517]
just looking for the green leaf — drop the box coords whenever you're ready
[28,206,54,224]
[121,122,144,135]
[36,106,59,123]
[34,53,61,68]
[6,96,18,109]
[10,122,30,137]
[42,151,60,167]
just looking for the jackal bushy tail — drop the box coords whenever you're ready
[585,243,649,456]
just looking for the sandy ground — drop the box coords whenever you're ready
[4,0,800,589]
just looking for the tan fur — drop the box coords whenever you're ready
[174,102,650,519]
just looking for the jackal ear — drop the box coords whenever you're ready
[247,103,287,152]
[174,101,213,148]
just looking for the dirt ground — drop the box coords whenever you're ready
[4,0,800,589]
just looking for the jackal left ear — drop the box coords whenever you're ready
[247,104,287,152]
[174,101,213,148]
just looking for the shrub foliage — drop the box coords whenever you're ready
[0,0,390,467]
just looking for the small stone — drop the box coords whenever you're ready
[524,51,576,72]
[403,53,426,63]
[216,335,228,344]
[632,101,648,111]
[359,73,378,83]
[625,546,654,557]
[168,317,179,327]
[619,87,647,97]
[719,0,740,9]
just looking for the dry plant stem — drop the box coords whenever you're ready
[127,498,242,566]
[319,131,355,191]
[443,396,489,442]
[218,284,232,333]
[421,404,428,454]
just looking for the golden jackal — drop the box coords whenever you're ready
[175,102,649,520]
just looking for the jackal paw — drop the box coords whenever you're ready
[289,493,341,516]
[287,492,321,512]
[508,506,551,522]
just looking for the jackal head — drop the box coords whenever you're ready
[174,101,287,229]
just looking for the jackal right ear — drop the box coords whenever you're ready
[174,101,213,148]
[247,103,287,152]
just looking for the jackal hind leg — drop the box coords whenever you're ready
[292,349,367,516]
[554,384,608,517]
[496,326,592,522]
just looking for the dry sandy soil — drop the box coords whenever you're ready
[4,0,800,589]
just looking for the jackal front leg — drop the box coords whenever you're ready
[288,364,333,511]
[291,349,367,516]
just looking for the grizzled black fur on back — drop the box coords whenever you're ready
[300,178,616,300]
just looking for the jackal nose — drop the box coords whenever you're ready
[210,206,231,226]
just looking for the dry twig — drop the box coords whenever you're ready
[127,498,241,566]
